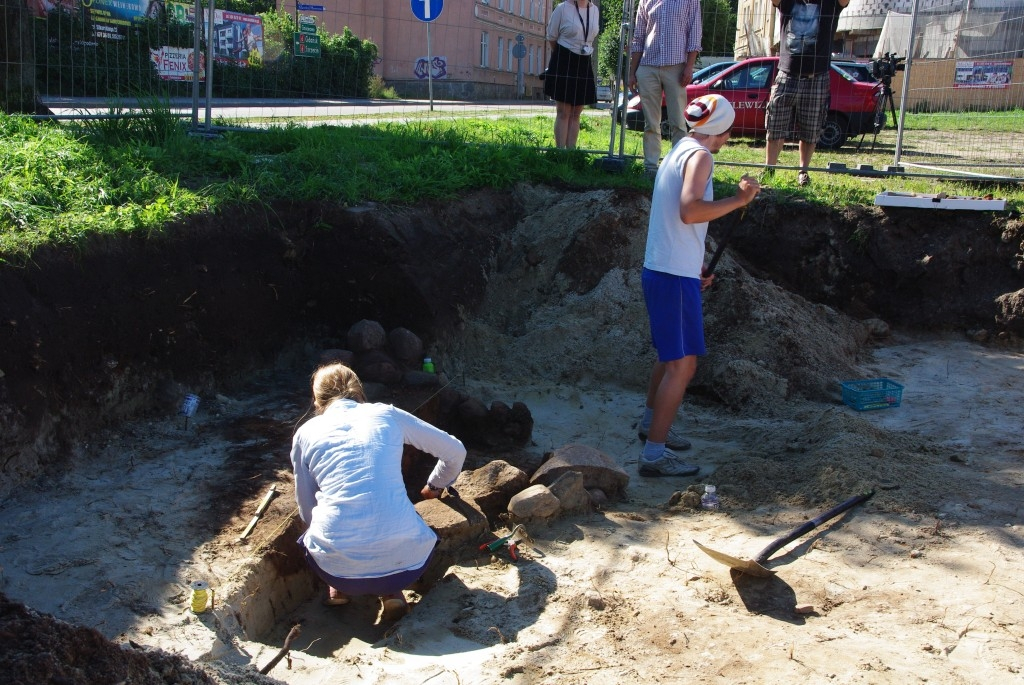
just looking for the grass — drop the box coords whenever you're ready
[1,106,1021,262]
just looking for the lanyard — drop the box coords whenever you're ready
[575,1,590,44]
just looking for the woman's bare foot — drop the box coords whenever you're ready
[323,587,350,606]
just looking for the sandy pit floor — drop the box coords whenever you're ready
[1,334,1021,684]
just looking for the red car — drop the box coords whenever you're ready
[618,57,882,149]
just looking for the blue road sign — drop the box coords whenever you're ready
[296,3,324,11]
[411,0,443,22]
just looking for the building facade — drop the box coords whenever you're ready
[279,0,552,100]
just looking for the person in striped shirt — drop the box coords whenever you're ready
[628,0,703,177]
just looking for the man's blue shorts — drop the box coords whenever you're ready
[642,267,706,362]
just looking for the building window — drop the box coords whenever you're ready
[481,31,489,67]
[529,45,535,75]
[497,0,503,10]
[508,41,514,71]
[520,0,525,17]
[498,36,504,70]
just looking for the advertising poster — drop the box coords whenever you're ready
[954,60,1012,89]
[82,0,166,41]
[28,0,78,18]
[149,45,205,81]
[414,56,447,80]
[167,2,264,67]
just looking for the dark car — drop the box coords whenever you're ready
[617,56,882,149]
[832,60,877,83]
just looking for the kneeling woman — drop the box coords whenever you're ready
[290,363,466,616]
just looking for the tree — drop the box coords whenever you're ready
[598,0,739,85]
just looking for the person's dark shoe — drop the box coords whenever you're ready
[797,171,811,186]
[638,449,700,477]
[637,425,691,451]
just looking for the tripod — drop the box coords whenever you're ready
[861,77,897,151]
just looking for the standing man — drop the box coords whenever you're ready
[628,0,703,178]
[764,0,850,186]
[637,94,760,477]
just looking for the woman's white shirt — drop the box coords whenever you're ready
[291,399,466,579]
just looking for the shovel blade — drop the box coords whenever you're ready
[693,539,775,578]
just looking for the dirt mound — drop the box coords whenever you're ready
[0,593,281,685]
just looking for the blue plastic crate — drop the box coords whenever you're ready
[841,378,904,411]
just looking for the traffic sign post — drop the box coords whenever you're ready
[513,34,526,98]
[411,0,443,22]
[411,0,444,110]
[294,32,321,57]
[294,9,320,58]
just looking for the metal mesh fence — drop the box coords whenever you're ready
[2,0,1022,179]
[873,0,1024,178]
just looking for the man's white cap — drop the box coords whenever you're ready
[684,94,735,136]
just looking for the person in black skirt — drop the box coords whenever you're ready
[544,0,600,148]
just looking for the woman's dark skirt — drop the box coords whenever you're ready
[544,43,597,106]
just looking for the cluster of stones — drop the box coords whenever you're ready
[322,319,533,449]
[415,443,629,582]
[320,319,631,579]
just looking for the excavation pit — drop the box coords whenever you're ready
[1,185,1022,683]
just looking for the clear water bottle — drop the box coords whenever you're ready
[701,485,720,511]
[422,357,435,373]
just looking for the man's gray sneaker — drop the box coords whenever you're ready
[638,450,700,477]
[637,426,692,451]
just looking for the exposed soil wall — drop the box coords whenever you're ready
[1,185,1021,499]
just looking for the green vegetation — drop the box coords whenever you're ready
[34,11,377,100]
[1,106,1020,262]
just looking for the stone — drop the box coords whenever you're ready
[586,487,609,509]
[547,471,591,515]
[318,348,353,366]
[354,349,402,385]
[453,460,530,523]
[388,327,423,362]
[403,369,440,387]
[507,484,560,520]
[413,496,489,591]
[861,318,890,338]
[346,319,386,352]
[530,444,629,499]
[415,496,489,557]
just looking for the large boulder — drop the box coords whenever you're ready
[530,444,629,499]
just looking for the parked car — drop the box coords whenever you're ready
[692,60,737,84]
[832,60,877,83]
[616,56,882,149]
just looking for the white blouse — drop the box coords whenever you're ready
[547,0,600,56]
[291,399,466,579]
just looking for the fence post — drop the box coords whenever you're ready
[893,0,921,169]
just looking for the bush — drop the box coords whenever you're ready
[33,10,377,101]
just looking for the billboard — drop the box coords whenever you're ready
[149,45,205,81]
[954,60,1012,89]
[167,2,264,68]
[81,0,167,41]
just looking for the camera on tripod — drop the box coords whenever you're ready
[870,53,906,82]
